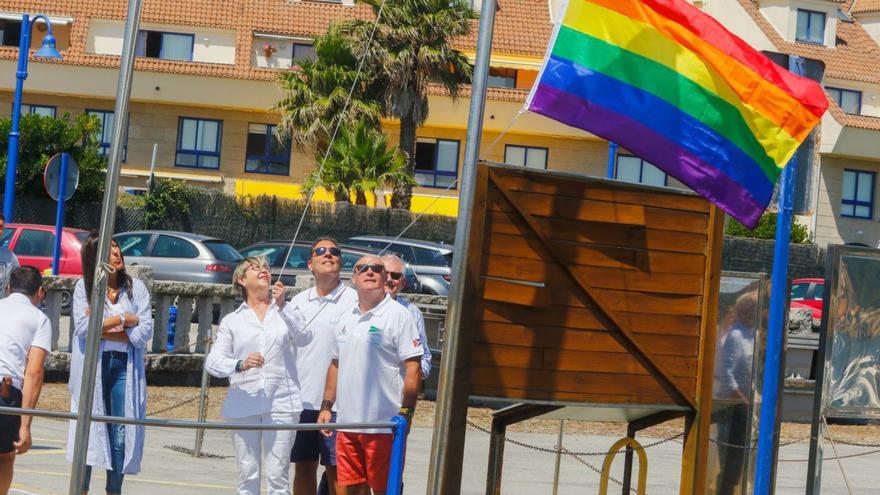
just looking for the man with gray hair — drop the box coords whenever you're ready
[381,254,432,379]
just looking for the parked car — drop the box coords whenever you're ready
[344,236,452,295]
[238,240,421,293]
[3,223,89,311]
[790,278,824,322]
[2,223,89,276]
[113,230,242,284]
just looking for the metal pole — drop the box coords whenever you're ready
[3,14,32,222]
[147,142,158,195]
[753,61,804,495]
[193,328,212,457]
[51,153,69,275]
[427,0,496,493]
[386,415,408,495]
[606,142,618,179]
[67,2,143,493]
[552,420,564,495]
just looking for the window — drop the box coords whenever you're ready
[203,241,243,263]
[414,138,459,188]
[21,104,56,118]
[115,234,152,257]
[1,228,14,249]
[0,20,21,47]
[616,155,667,187]
[827,88,862,115]
[245,123,290,175]
[152,235,199,258]
[790,282,809,301]
[796,9,825,44]
[136,30,194,61]
[176,117,222,169]
[86,110,128,160]
[504,145,548,169]
[488,67,517,88]
[13,229,54,257]
[241,244,289,267]
[841,169,874,219]
[412,247,452,267]
[292,42,316,62]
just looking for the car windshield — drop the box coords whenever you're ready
[790,282,809,301]
[204,241,243,262]
[814,283,824,301]
[1,228,13,249]
[75,232,90,244]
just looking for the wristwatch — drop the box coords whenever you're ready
[399,406,415,418]
[235,360,244,373]
[320,399,334,412]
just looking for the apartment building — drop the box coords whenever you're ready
[0,0,620,217]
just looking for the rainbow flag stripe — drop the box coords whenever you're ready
[526,0,828,227]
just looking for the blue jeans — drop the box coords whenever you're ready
[84,351,127,494]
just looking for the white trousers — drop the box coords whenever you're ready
[230,411,300,495]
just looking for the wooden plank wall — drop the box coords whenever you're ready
[469,165,720,407]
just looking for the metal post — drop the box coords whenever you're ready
[193,328,212,457]
[386,415,408,495]
[427,0,496,493]
[51,153,69,275]
[147,143,158,194]
[753,56,806,495]
[67,2,143,494]
[606,142,618,179]
[3,14,32,222]
[552,420,564,495]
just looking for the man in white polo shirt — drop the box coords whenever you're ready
[286,237,357,495]
[381,254,432,379]
[318,256,422,495]
[0,266,51,493]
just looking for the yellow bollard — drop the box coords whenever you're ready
[598,437,647,495]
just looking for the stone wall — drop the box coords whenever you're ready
[721,237,827,279]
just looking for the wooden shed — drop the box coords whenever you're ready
[452,162,725,493]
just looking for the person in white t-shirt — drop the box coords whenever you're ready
[318,256,423,494]
[381,254,432,379]
[206,256,311,495]
[0,266,51,493]
[286,237,356,495]
[0,213,20,299]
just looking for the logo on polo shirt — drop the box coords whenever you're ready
[368,325,382,334]
[413,338,421,348]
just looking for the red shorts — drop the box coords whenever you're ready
[336,431,394,490]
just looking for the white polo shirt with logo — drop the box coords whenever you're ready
[0,293,52,390]
[332,294,423,433]
[285,281,358,411]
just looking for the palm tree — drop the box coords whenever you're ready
[303,120,414,205]
[274,25,382,155]
[344,0,476,209]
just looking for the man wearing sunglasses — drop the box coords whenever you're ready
[382,254,432,379]
[286,238,357,495]
[318,256,422,495]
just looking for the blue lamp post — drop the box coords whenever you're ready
[2,14,63,222]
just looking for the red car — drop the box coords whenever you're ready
[1,223,89,276]
[790,278,824,321]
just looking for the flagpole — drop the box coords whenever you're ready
[753,55,805,495]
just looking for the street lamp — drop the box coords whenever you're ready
[2,14,63,222]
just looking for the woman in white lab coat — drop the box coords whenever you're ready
[206,256,311,495]
[67,232,153,494]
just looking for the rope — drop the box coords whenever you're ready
[478,104,527,161]
[824,416,855,495]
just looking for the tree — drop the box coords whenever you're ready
[725,212,813,244]
[0,112,105,201]
[343,0,476,209]
[303,120,414,205]
[274,25,383,155]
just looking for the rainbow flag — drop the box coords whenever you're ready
[526,0,828,228]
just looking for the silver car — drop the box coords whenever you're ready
[345,236,452,295]
[113,230,242,284]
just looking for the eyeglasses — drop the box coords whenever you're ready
[246,264,270,274]
[355,263,385,275]
[313,246,341,257]
[387,272,403,281]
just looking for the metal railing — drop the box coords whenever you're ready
[0,405,410,495]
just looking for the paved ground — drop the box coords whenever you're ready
[7,416,879,494]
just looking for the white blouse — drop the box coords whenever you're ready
[206,302,312,419]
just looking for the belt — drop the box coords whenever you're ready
[103,350,128,359]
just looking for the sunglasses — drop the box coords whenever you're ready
[313,246,341,257]
[355,263,385,275]
[387,272,403,281]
